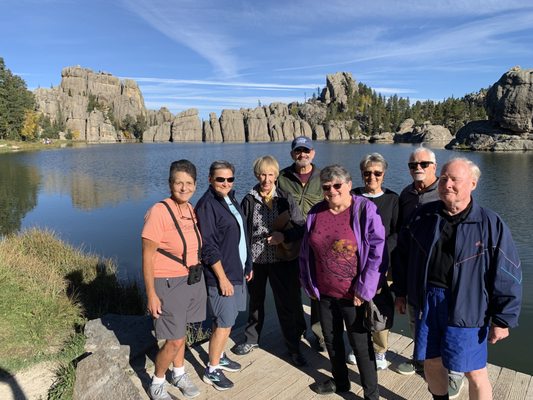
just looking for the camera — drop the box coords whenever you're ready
[187,264,203,285]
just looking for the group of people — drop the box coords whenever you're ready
[142,136,522,400]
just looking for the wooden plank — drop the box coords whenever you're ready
[525,372,533,400]
[492,367,516,400]
[133,311,533,400]
[506,372,532,400]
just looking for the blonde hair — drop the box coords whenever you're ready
[253,155,280,178]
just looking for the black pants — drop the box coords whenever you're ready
[244,260,307,354]
[319,296,379,400]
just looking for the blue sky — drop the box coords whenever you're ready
[1,0,532,119]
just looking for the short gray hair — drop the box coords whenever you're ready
[410,146,436,163]
[441,157,481,182]
[320,164,352,184]
[209,160,235,176]
[360,153,388,171]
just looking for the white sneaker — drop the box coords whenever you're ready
[346,351,357,365]
[375,352,388,370]
[172,372,200,398]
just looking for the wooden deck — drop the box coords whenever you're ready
[133,307,533,400]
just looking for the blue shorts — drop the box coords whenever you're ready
[414,286,489,372]
[207,282,247,328]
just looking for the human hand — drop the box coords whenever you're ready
[395,297,406,314]
[147,294,162,319]
[353,296,364,307]
[488,325,509,344]
[219,278,234,296]
[267,231,284,245]
[246,271,254,282]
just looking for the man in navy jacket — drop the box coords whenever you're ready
[393,157,522,400]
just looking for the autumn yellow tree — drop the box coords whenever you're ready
[20,110,40,141]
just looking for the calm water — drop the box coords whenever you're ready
[1,142,532,374]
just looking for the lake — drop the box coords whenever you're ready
[1,142,532,375]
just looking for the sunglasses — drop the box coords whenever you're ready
[408,161,434,170]
[322,183,343,192]
[293,147,311,154]
[363,170,383,178]
[214,176,235,183]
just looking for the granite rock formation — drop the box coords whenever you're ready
[394,120,453,143]
[171,109,202,141]
[486,67,533,133]
[446,120,533,151]
[320,72,357,110]
[446,67,533,151]
[35,66,147,142]
[73,314,156,400]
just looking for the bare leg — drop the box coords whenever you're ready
[424,357,448,396]
[209,325,232,366]
[154,338,186,377]
[465,367,492,400]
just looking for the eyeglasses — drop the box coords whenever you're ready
[322,183,343,192]
[408,161,434,170]
[293,147,311,154]
[363,170,383,178]
[214,177,235,183]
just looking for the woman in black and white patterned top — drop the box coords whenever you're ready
[231,155,308,367]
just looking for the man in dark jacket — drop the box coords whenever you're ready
[277,136,325,350]
[393,157,522,400]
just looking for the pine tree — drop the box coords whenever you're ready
[0,58,36,140]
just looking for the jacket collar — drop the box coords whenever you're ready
[439,197,482,223]
[248,184,280,201]
[208,185,236,202]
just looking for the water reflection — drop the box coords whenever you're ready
[41,170,144,210]
[0,155,40,235]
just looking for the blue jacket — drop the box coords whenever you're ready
[195,186,252,287]
[393,199,522,328]
[299,194,387,302]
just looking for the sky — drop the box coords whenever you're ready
[1,0,533,119]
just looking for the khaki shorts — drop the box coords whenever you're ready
[153,275,207,340]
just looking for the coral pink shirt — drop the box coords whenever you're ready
[142,198,201,278]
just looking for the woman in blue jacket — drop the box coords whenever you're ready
[195,160,253,392]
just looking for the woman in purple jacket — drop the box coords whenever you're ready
[299,164,386,399]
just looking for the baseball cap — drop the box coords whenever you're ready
[291,136,313,150]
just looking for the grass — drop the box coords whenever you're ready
[0,228,145,398]
[0,139,68,153]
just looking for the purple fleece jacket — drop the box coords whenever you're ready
[299,194,387,301]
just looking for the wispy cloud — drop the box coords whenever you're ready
[124,76,320,90]
[122,0,241,77]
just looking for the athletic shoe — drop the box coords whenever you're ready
[314,379,350,395]
[172,372,200,398]
[231,342,258,355]
[202,367,234,391]
[397,359,423,375]
[219,353,241,372]
[448,374,465,399]
[346,351,357,365]
[375,352,388,370]
[148,382,172,400]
